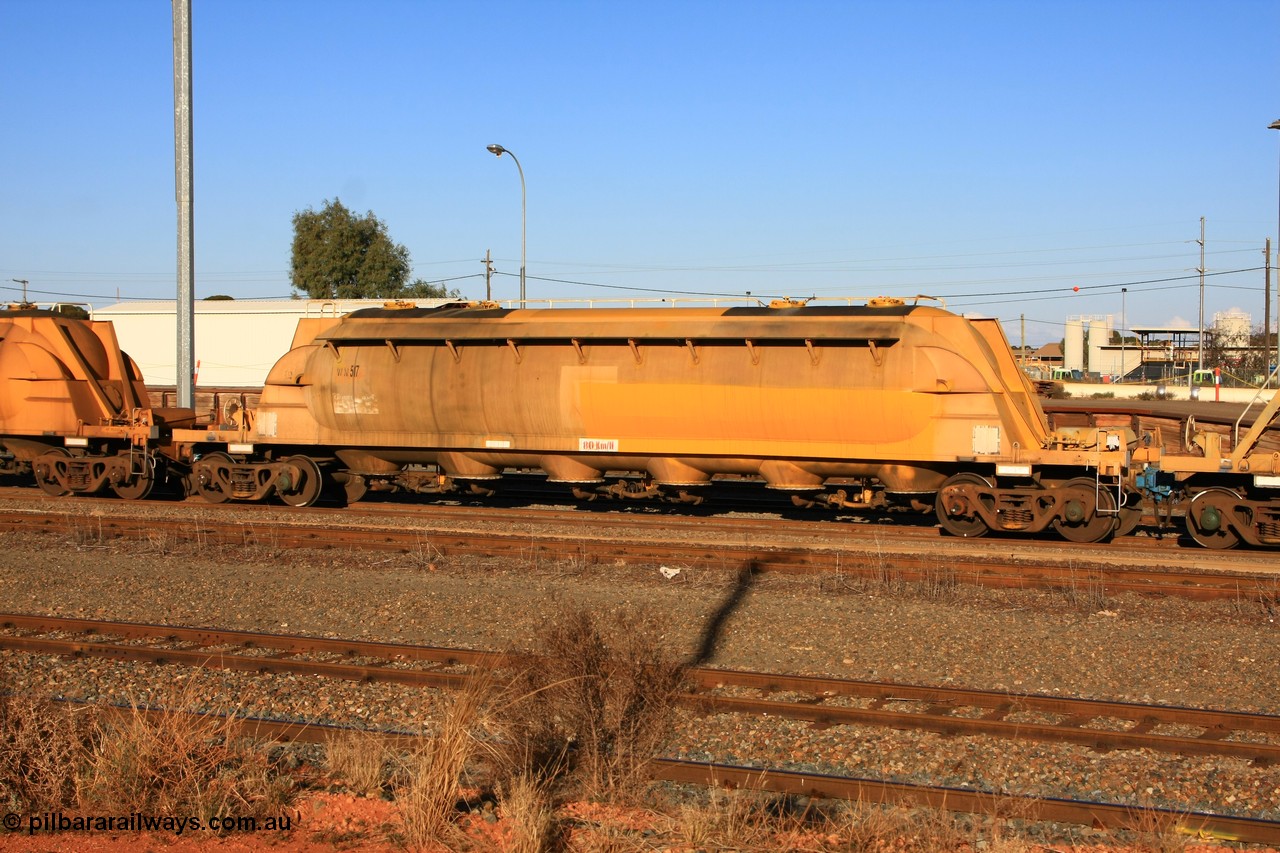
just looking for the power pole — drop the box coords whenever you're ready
[173,0,195,406]
[483,250,494,301]
[1020,314,1026,365]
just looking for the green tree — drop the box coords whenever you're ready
[290,199,412,299]
[403,278,462,299]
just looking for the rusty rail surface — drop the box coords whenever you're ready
[650,760,1280,846]
[3,506,1278,600]
[4,613,1279,765]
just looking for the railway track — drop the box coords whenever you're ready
[56,706,1280,846]
[4,501,1279,600]
[15,614,1280,848]
[4,612,1278,765]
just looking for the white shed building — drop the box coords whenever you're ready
[94,298,452,388]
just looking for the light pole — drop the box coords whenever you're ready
[1120,287,1127,382]
[1270,120,1280,380]
[486,144,526,306]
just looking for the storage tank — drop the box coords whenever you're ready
[1064,318,1085,373]
[1088,318,1110,376]
[1213,310,1251,348]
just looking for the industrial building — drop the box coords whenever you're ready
[94,298,452,388]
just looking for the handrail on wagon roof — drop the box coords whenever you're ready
[492,294,946,310]
[1233,361,1280,448]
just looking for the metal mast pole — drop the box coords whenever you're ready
[1197,216,1206,373]
[173,0,195,407]
[1121,287,1127,382]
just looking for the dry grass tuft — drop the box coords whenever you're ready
[1060,564,1111,612]
[502,607,686,803]
[1122,800,1195,853]
[0,689,96,812]
[79,681,291,825]
[395,672,506,850]
[324,729,392,797]
[669,785,782,850]
[497,774,559,853]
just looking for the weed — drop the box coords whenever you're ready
[671,784,777,850]
[1122,799,1194,853]
[68,515,109,549]
[325,729,391,797]
[0,688,96,812]
[406,533,445,571]
[1061,564,1110,612]
[141,526,181,556]
[920,559,961,601]
[238,523,282,557]
[502,607,686,803]
[497,774,559,853]
[80,680,291,825]
[1230,578,1280,622]
[395,669,505,849]
[827,800,974,852]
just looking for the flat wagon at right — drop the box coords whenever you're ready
[1124,389,1280,549]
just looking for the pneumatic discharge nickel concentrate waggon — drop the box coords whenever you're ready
[4,298,1280,549]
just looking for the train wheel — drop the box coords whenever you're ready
[112,455,155,500]
[195,452,234,504]
[1052,478,1117,544]
[935,473,992,538]
[1186,487,1242,550]
[33,449,71,497]
[278,455,323,508]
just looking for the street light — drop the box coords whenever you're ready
[486,143,526,306]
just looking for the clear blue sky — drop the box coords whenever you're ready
[3,0,1278,344]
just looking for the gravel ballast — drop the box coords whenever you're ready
[1,521,1278,829]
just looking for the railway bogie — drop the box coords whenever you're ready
[32,445,160,500]
[188,451,327,507]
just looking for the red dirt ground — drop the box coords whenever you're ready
[0,792,1274,853]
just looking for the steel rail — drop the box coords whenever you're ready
[2,508,1277,600]
[0,612,508,688]
[4,613,1280,764]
